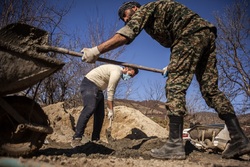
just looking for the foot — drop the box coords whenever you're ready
[150,142,186,160]
[222,140,250,159]
[71,138,82,148]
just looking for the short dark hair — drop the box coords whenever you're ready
[126,66,139,75]
[118,1,141,20]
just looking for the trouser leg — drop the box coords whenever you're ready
[194,32,250,159]
[91,91,105,141]
[195,31,235,115]
[164,30,211,116]
[155,29,214,160]
[73,78,99,139]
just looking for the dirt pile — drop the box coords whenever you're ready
[43,102,168,144]
[39,102,250,167]
[1,101,250,167]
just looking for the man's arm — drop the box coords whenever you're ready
[107,100,113,110]
[98,33,129,54]
[82,27,133,63]
[106,70,122,120]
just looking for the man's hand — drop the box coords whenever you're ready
[162,65,168,78]
[81,46,100,63]
[107,108,114,120]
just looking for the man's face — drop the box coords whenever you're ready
[123,8,136,24]
[125,68,136,77]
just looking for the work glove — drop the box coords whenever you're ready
[81,46,100,63]
[162,65,168,78]
[107,108,114,120]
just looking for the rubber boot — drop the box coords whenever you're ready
[220,114,250,159]
[150,115,186,160]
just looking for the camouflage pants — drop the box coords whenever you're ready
[165,28,235,116]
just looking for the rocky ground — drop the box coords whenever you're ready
[0,102,250,167]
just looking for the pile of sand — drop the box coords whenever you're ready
[43,102,168,143]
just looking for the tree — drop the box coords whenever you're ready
[214,0,250,113]
[115,78,139,100]
[0,0,74,104]
[0,1,133,106]
[0,0,72,32]
[64,12,132,106]
[138,80,166,115]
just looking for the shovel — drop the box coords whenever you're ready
[105,118,115,143]
[0,23,164,74]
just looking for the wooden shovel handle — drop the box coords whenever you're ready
[35,45,164,74]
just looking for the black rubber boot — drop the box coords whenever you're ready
[220,114,250,159]
[150,115,186,160]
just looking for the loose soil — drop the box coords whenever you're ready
[0,102,249,167]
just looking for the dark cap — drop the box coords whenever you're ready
[118,1,141,20]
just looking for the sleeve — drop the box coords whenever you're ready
[116,26,136,44]
[107,71,121,101]
[116,4,154,44]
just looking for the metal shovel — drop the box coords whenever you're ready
[0,23,164,74]
[105,118,115,143]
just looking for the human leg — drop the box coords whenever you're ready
[91,91,105,141]
[196,31,250,158]
[150,28,222,159]
[195,32,234,116]
[72,77,99,147]
[219,114,250,158]
[151,32,209,159]
[151,115,185,159]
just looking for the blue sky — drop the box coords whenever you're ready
[62,0,235,100]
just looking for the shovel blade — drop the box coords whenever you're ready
[105,127,115,143]
[0,23,49,47]
[0,23,64,95]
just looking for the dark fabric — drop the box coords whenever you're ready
[91,94,105,141]
[73,77,104,139]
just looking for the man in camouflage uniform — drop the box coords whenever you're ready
[81,1,250,160]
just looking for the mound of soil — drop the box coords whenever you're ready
[42,102,168,143]
[0,102,249,167]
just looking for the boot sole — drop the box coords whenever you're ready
[150,152,186,160]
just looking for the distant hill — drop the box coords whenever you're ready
[113,99,250,137]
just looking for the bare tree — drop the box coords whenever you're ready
[214,0,250,113]
[79,11,126,67]
[0,0,74,104]
[138,80,166,115]
[0,1,140,106]
[72,11,139,102]
[39,8,133,105]
[0,0,72,31]
[115,78,139,100]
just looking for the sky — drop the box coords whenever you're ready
[61,0,235,101]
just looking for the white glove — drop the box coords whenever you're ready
[162,66,168,78]
[81,46,100,63]
[107,108,114,120]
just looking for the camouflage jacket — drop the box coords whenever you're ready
[116,0,216,48]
